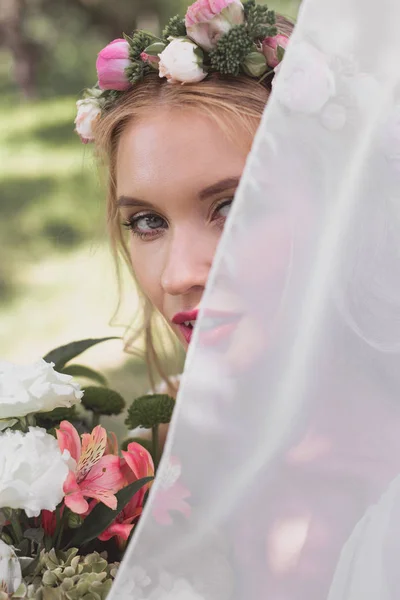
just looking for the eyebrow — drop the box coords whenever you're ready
[198,177,241,200]
[116,176,241,209]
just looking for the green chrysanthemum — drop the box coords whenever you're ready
[82,387,125,416]
[125,394,175,430]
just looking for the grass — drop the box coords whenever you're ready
[0,93,167,438]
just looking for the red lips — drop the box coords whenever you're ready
[172,308,241,346]
[172,310,199,345]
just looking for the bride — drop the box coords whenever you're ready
[75,0,400,598]
[75,1,293,392]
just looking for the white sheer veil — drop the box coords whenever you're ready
[108,0,400,597]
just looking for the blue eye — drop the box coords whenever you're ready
[123,213,167,239]
[135,215,165,232]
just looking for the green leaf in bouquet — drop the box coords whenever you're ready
[43,337,119,371]
[0,418,18,432]
[62,365,108,386]
[66,476,153,549]
[35,406,78,429]
[125,394,175,430]
[23,527,44,545]
[10,582,28,598]
[82,387,125,417]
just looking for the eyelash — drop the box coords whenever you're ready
[122,198,233,241]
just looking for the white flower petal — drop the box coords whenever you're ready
[0,427,69,517]
[0,540,22,595]
[0,358,82,418]
[159,39,207,84]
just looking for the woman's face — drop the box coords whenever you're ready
[116,108,249,350]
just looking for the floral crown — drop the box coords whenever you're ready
[75,0,289,144]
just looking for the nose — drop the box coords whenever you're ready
[161,224,217,297]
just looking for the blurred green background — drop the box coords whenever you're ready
[0,0,301,433]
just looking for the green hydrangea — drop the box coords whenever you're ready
[209,25,254,76]
[244,0,277,39]
[127,31,156,61]
[162,15,187,41]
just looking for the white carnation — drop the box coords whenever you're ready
[274,41,336,114]
[0,540,21,595]
[74,98,101,143]
[159,39,207,84]
[0,359,82,419]
[0,427,70,517]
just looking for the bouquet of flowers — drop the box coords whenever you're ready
[0,338,177,599]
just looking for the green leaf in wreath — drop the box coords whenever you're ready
[43,337,120,371]
[66,477,153,549]
[62,364,108,386]
[277,44,286,63]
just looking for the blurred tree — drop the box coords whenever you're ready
[0,0,42,98]
[0,0,182,98]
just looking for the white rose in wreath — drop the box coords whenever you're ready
[74,98,101,144]
[274,41,336,115]
[159,38,207,84]
[0,427,70,517]
[0,359,82,419]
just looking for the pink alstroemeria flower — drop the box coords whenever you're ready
[56,421,125,515]
[185,0,244,51]
[96,39,131,91]
[98,442,154,547]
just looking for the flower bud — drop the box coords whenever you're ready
[158,38,207,84]
[75,98,101,144]
[185,0,244,51]
[262,34,290,68]
[96,39,131,91]
[68,512,84,529]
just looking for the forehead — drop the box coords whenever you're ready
[116,108,249,198]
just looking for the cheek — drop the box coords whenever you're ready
[129,239,165,314]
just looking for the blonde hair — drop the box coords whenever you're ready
[94,16,294,391]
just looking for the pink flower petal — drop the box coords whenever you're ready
[98,521,135,542]
[77,425,107,479]
[99,38,129,60]
[77,454,125,510]
[56,421,81,462]
[105,432,119,455]
[122,442,154,481]
[63,471,89,515]
[96,39,131,91]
